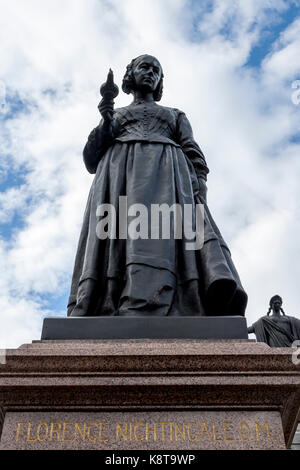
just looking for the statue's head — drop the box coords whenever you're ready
[269,295,282,308]
[268,295,284,315]
[122,55,164,101]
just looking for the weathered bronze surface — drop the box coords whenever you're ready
[67,55,247,318]
[248,295,300,347]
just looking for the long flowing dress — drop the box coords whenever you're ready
[67,102,247,317]
[252,315,300,347]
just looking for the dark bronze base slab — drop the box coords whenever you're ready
[41,316,248,340]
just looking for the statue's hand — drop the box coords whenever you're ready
[98,98,114,125]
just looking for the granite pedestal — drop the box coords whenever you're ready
[0,338,299,450]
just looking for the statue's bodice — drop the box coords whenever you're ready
[83,102,209,179]
[113,103,181,146]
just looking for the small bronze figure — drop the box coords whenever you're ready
[67,55,247,318]
[248,295,300,347]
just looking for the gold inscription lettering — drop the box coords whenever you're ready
[187,422,197,441]
[239,422,250,441]
[145,422,157,441]
[134,422,144,441]
[212,422,223,441]
[37,422,48,442]
[158,422,168,442]
[98,421,109,442]
[116,423,128,441]
[174,422,186,441]
[49,422,61,441]
[199,422,212,441]
[62,422,73,442]
[74,422,87,441]
[16,422,26,442]
[255,422,272,441]
[26,423,36,442]
[169,422,174,441]
[14,416,274,446]
[87,422,98,442]
[223,421,234,441]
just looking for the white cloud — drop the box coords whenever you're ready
[262,17,300,80]
[0,0,300,348]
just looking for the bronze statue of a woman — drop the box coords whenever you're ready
[248,295,300,347]
[67,55,248,317]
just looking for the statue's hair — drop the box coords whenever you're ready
[267,307,286,316]
[122,55,164,102]
[269,295,282,307]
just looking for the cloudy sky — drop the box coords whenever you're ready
[0,0,300,348]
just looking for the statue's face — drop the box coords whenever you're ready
[272,299,282,311]
[132,56,162,93]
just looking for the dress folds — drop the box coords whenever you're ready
[68,102,247,317]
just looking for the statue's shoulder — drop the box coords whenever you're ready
[114,105,130,116]
[289,315,300,323]
[253,315,268,324]
[114,104,183,113]
[156,104,184,115]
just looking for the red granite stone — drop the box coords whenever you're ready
[0,410,285,450]
[0,339,299,450]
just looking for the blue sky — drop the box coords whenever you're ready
[0,0,300,347]
[247,2,300,66]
